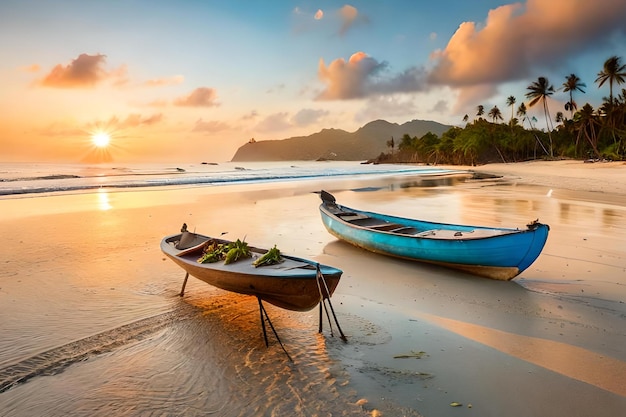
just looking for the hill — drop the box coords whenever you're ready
[230,119,452,162]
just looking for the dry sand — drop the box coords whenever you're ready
[468,159,626,195]
[0,159,625,417]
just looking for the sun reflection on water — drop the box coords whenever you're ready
[97,189,112,211]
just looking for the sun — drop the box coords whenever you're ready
[92,132,111,148]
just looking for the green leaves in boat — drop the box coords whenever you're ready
[253,245,283,268]
[197,238,252,264]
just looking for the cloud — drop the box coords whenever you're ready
[174,87,220,107]
[146,99,169,108]
[292,108,329,126]
[120,113,163,127]
[292,7,324,34]
[453,84,500,112]
[429,0,626,88]
[430,100,448,113]
[109,64,129,87]
[39,53,112,88]
[255,113,292,132]
[86,113,164,130]
[241,110,259,121]
[338,5,359,35]
[192,119,230,133]
[317,52,428,100]
[355,95,418,123]
[292,5,365,36]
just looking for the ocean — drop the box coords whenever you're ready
[0,161,462,196]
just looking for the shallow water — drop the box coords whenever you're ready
[1,169,625,417]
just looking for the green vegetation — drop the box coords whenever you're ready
[197,240,228,263]
[253,245,283,267]
[198,238,252,264]
[378,56,626,165]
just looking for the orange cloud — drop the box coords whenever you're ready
[85,113,164,131]
[174,87,220,107]
[318,52,383,100]
[40,53,110,88]
[314,9,324,20]
[429,0,626,87]
[317,52,427,100]
[118,113,163,127]
[337,5,366,36]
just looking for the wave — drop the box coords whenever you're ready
[0,161,463,196]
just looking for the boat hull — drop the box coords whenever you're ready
[319,192,549,280]
[161,233,342,311]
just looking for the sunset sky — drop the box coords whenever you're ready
[2,0,626,163]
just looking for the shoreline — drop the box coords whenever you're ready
[1,159,625,416]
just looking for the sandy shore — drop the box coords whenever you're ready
[0,160,625,416]
[467,159,626,195]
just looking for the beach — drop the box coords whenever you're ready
[1,159,625,417]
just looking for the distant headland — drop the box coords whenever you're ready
[230,119,451,162]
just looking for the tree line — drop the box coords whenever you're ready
[379,55,626,165]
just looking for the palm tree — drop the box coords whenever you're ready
[574,103,601,158]
[516,102,528,128]
[386,136,395,154]
[595,56,626,104]
[476,105,485,120]
[488,106,503,123]
[562,73,586,119]
[555,111,564,125]
[518,102,548,157]
[596,56,626,146]
[526,76,556,157]
[506,96,516,125]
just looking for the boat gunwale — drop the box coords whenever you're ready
[319,203,545,242]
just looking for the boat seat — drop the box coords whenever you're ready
[338,213,371,221]
[349,217,387,226]
[369,223,404,231]
[391,227,420,235]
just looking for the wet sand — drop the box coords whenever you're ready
[0,160,625,416]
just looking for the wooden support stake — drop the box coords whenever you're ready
[316,265,348,342]
[257,297,293,362]
[318,302,323,333]
[179,272,189,297]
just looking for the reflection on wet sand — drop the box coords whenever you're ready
[420,313,626,397]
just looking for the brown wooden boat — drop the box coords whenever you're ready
[161,231,343,312]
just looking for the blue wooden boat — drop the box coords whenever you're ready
[319,191,549,280]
